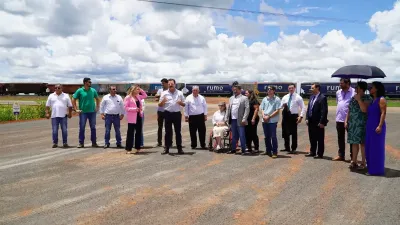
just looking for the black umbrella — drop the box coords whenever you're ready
[331,65,386,79]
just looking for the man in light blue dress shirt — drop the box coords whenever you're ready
[260,86,281,158]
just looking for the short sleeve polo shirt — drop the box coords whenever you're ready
[72,87,99,113]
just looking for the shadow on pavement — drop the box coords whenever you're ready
[350,167,400,178]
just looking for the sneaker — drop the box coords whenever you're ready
[52,144,58,148]
[92,143,99,148]
[116,144,124,148]
[216,145,221,150]
[78,144,84,148]
[104,144,110,149]
[63,143,69,148]
[272,154,278,158]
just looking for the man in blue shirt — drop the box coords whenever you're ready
[260,86,281,158]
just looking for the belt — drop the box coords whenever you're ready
[164,111,180,113]
[105,114,119,116]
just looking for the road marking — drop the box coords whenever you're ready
[0,129,160,170]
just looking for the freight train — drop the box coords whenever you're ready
[0,81,399,98]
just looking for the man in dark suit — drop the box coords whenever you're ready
[305,83,328,158]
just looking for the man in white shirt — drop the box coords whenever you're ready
[45,84,73,148]
[280,83,306,154]
[184,86,208,149]
[159,79,186,154]
[155,78,169,146]
[100,86,125,149]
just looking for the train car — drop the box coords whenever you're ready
[6,83,47,95]
[300,82,358,98]
[0,83,5,95]
[185,83,232,96]
[59,84,83,94]
[367,82,400,97]
[148,83,163,96]
[96,83,130,95]
[257,82,292,97]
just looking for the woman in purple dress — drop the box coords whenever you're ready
[365,81,387,176]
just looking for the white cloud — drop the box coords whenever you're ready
[0,0,399,84]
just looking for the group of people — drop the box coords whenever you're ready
[45,77,388,176]
[45,77,147,153]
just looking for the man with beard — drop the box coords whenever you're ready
[333,78,355,161]
[72,77,100,148]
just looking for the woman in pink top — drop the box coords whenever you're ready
[124,85,147,153]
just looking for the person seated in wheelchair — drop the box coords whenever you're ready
[211,102,229,150]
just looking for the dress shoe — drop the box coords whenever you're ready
[63,143,69,148]
[332,156,344,161]
[305,153,316,157]
[162,148,169,155]
[92,143,99,148]
[104,144,110,149]
[314,155,323,159]
[52,144,58,148]
[116,144,123,148]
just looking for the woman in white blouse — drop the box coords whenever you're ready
[212,102,229,150]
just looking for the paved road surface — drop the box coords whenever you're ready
[0,104,399,225]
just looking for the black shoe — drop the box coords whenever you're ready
[288,151,297,154]
[305,153,316,157]
[162,148,169,155]
[241,151,250,155]
[314,155,323,159]
[78,144,84,148]
[63,143,69,148]
[157,143,162,147]
[227,151,235,154]
[201,146,207,150]
[178,150,185,155]
[280,149,289,152]
[116,144,123,148]
[104,144,110,149]
[191,146,197,149]
[52,144,58,148]
[92,143,99,148]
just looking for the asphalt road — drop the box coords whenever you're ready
[0,103,399,225]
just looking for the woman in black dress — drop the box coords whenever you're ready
[244,90,260,153]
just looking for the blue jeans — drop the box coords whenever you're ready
[262,122,278,154]
[79,112,97,144]
[105,114,121,145]
[231,119,247,152]
[51,116,68,144]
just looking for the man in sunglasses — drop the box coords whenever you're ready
[72,77,101,148]
[45,84,73,148]
[100,86,125,148]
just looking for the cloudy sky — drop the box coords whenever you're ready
[0,0,399,84]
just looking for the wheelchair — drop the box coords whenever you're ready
[208,128,232,153]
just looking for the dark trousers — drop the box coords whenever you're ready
[104,114,121,145]
[308,122,325,156]
[125,117,142,151]
[157,111,165,145]
[262,122,278,154]
[245,119,259,150]
[283,114,298,151]
[336,122,352,158]
[165,111,182,149]
[188,114,206,148]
